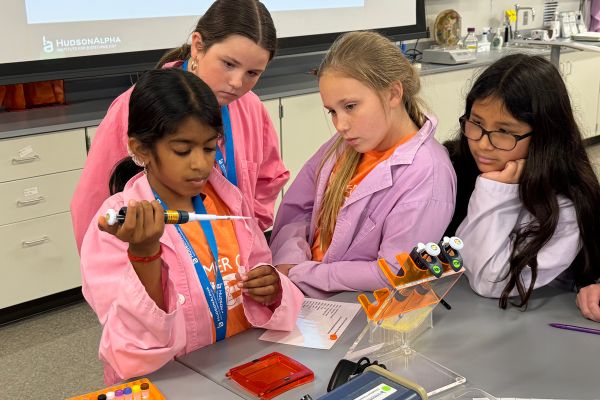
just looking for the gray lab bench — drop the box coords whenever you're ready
[176,291,367,400]
[174,277,599,400]
[145,361,243,399]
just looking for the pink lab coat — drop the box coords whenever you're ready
[81,170,303,384]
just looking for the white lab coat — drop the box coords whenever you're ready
[457,176,581,298]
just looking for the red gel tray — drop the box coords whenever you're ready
[226,351,314,399]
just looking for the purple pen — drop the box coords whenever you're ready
[549,322,600,336]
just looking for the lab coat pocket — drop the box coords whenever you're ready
[239,159,258,199]
[350,214,376,246]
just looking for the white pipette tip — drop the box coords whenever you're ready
[191,214,250,222]
[210,214,249,220]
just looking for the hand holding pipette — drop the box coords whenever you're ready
[106,206,250,226]
[97,200,172,310]
[97,200,167,259]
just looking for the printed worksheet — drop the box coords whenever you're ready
[259,298,361,349]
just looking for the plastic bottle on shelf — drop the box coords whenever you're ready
[463,27,478,51]
[478,27,491,52]
[491,27,504,50]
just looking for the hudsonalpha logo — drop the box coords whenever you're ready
[42,36,53,53]
[42,35,121,53]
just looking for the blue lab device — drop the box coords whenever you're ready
[317,366,427,400]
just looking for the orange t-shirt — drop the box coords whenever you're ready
[180,182,250,341]
[312,133,416,261]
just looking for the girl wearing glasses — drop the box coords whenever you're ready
[445,54,600,309]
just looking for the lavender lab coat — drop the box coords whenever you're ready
[270,116,457,298]
[592,0,600,31]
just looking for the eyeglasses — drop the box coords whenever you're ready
[459,115,533,151]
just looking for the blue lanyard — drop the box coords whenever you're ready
[154,192,227,341]
[217,106,238,187]
[181,59,237,187]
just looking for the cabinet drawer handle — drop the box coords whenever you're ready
[11,155,40,164]
[22,236,49,247]
[16,196,45,207]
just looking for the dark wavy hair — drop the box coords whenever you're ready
[157,0,277,67]
[445,54,600,309]
[109,69,223,194]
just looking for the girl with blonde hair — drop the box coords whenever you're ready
[270,31,456,298]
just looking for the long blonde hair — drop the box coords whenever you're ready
[316,31,426,250]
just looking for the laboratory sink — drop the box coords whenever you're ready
[503,41,551,54]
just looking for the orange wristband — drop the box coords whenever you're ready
[128,247,162,263]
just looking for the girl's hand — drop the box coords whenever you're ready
[238,265,281,305]
[275,264,296,277]
[576,284,600,322]
[98,200,165,256]
[481,159,526,184]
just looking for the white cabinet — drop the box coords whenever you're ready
[0,170,81,226]
[279,93,334,193]
[0,129,86,182]
[420,68,479,144]
[0,213,82,308]
[560,52,600,139]
[597,86,600,139]
[263,99,283,214]
[0,129,86,308]
[263,99,281,137]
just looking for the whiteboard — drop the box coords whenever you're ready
[3,0,422,64]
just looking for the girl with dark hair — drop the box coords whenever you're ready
[270,31,456,298]
[80,69,303,384]
[72,0,287,252]
[445,54,600,309]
